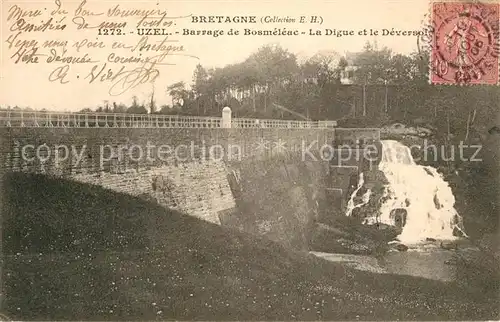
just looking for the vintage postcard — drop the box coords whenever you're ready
[0,0,499,320]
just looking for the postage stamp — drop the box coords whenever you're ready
[430,2,500,85]
[2,0,500,320]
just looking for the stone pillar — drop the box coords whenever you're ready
[222,106,231,128]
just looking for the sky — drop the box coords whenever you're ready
[1,0,431,111]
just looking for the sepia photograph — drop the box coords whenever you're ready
[0,0,499,320]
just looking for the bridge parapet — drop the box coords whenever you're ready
[0,110,337,129]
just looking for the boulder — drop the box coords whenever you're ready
[426,237,437,242]
[452,226,467,238]
[389,208,407,230]
[374,223,392,230]
[389,242,408,252]
[440,241,458,250]
[395,244,408,252]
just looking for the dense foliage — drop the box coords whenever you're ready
[7,42,497,141]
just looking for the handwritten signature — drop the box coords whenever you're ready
[85,62,160,96]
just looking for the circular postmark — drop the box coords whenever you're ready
[424,2,499,85]
[417,13,435,56]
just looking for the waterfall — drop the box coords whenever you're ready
[346,173,364,216]
[363,140,466,243]
[345,172,372,217]
[343,140,467,244]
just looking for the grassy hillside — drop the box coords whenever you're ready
[1,173,498,320]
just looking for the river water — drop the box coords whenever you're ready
[380,249,457,281]
[312,242,480,282]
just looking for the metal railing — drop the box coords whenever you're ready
[0,110,223,128]
[0,110,337,129]
[231,118,333,129]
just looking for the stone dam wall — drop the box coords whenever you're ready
[0,127,380,249]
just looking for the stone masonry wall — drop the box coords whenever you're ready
[0,128,336,225]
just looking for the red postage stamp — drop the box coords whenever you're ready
[430,2,500,85]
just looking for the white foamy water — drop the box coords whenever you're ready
[345,173,372,216]
[350,140,466,244]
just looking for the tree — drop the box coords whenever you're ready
[307,51,342,84]
[112,102,127,113]
[162,40,496,132]
[127,96,147,114]
[158,104,172,114]
[167,81,189,108]
[149,88,157,114]
[192,64,209,95]
[192,64,212,114]
[127,105,148,114]
[130,96,139,109]
[352,45,393,84]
